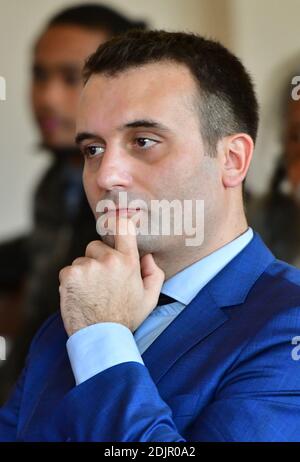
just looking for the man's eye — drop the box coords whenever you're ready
[32,67,48,83]
[135,138,158,149]
[63,72,81,86]
[83,145,105,158]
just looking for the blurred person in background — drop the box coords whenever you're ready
[0,3,146,403]
[248,71,300,265]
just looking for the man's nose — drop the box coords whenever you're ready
[95,150,133,191]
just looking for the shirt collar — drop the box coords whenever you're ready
[161,227,254,306]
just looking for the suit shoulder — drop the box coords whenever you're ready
[265,258,300,290]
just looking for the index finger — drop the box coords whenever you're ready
[113,216,139,259]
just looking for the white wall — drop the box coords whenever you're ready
[1,0,300,238]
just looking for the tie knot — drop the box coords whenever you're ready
[157,293,176,307]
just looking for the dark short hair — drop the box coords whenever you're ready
[83,30,259,156]
[47,3,147,37]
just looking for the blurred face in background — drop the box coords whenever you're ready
[284,99,300,193]
[31,24,107,151]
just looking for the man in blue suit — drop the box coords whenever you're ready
[1,30,300,442]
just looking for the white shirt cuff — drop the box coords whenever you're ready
[66,322,144,385]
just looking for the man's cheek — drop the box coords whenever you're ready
[82,172,91,199]
[83,184,97,217]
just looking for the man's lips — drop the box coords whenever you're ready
[103,208,142,218]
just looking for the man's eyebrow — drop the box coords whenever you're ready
[120,119,170,132]
[76,120,171,145]
[75,132,100,145]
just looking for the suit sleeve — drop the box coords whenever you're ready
[0,366,27,441]
[0,314,59,441]
[44,360,185,442]
[47,305,300,442]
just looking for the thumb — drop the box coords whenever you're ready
[140,253,165,301]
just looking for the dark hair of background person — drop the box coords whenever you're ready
[83,29,259,157]
[47,3,147,37]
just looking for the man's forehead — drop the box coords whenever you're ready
[77,63,199,136]
[88,61,195,85]
[81,61,198,108]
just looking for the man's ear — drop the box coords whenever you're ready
[219,133,254,188]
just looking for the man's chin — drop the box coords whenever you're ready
[100,233,162,257]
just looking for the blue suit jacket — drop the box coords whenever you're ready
[1,234,300,442]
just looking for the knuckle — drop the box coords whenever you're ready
[102,252,118,267]
[72,257,82,266]
[69,265,83,278]
[88,258,100,271]
[85,240,100,256]
[60,265,82,285]
[59,266,69,282]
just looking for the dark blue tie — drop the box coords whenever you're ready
[157,293,176,307]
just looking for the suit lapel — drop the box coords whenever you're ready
[142,233,275,384]
[142,286,228,383]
